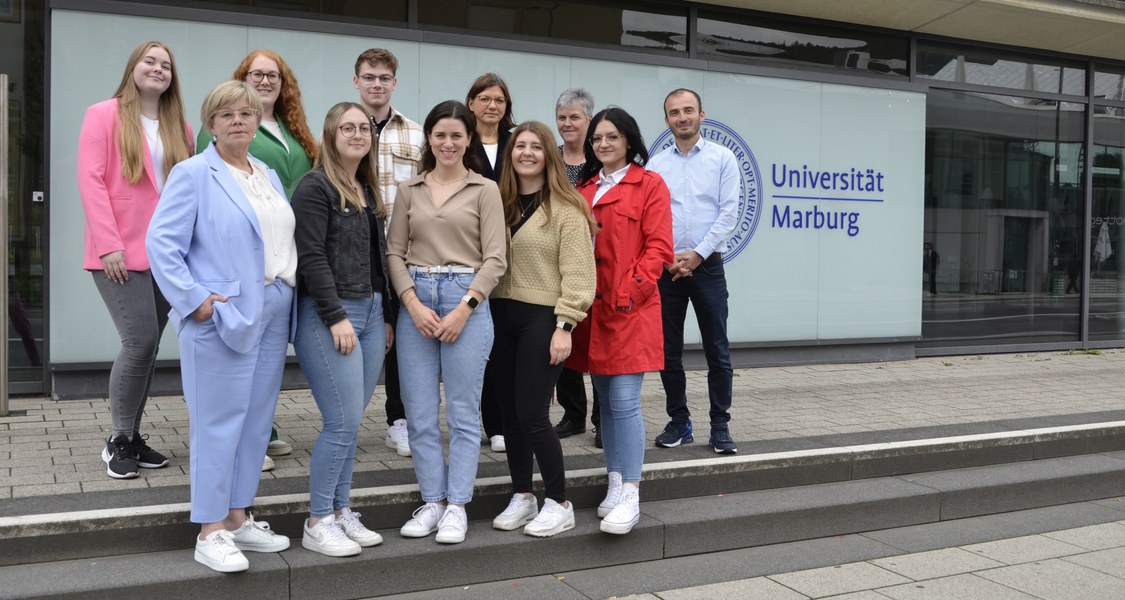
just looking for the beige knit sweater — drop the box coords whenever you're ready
[491,199,595,326]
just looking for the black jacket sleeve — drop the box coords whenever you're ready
[293,172,347,327]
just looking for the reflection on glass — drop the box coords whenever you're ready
[1094,67,1125,104]
[419,0,687,52]
[697,11,908,76]
[918,43,1086,96]
[115,0,410,21]
[922,90,1084,346]
[1090,111,1125,340]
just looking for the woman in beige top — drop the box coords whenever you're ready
[386,100,506,545]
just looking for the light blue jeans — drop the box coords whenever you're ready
[592,373,646,482]
[295,294,387,517]
[397,271,493,505]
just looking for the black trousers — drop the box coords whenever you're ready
[490,299,568,502]
[383,343,405,424]
[556,367,600,428]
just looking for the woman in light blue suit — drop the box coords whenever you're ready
[146,80,296,574]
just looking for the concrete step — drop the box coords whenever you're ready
[3,420,1125,569]
[3,448,1125,599]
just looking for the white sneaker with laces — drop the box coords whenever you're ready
[400,502,445,538]
[261,455,275,472]
[524,498,575,538]
[435,505,468,544]
[598,471,623,518]
[230,513,290,552]
[600,484,640,535]
[385,419,411,457]
[492,493,538,530]
[490,435,506,452]
[336,507,383,547]
[266,438,292,457]
[302,514,362,557]
[195,529,249,573]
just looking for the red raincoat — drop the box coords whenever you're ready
[567,164,673,375]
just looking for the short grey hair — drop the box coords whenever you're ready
[201,80,263,129]
[555,87,595,118]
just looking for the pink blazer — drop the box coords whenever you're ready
[77,98,194,271]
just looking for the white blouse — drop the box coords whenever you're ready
[226,160,297,287]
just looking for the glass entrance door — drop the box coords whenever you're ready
[2,2,47,393]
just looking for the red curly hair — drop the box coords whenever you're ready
[232,50,318,161]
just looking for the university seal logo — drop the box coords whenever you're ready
[649,118,762,261]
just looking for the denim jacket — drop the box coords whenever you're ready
[292,169,396,327]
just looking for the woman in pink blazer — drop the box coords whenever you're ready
[77,41,194,480]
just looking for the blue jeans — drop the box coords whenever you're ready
[397,272,493,505]
[658,257,733,428]
[295,294,387,517]
[592,373,645,483]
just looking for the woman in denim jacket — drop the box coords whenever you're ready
[292,102,395,557]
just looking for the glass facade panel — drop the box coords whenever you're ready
[918,42,1086,96]
[1090,110,1125,340]
[922,90,1084,346]
[696,10,908,76]
[1,0,46,389]
[419,0,687,52]
[1094,66,1125,104]
[112,0,409,22]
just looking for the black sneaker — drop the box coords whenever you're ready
[553,418,586,439]
[709,429,738,455]
[131,433,169,468]
[593,426,603,449]
[654,420,693,448]
[101,435,139,479]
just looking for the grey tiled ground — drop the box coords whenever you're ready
[2,349,1125,499]
[649,521,1125,599]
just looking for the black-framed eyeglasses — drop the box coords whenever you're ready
[247,71,281,84]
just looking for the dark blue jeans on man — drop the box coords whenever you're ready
[658,255,733,429]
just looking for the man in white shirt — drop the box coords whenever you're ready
[647,89,739,455]
[354,48,425,457]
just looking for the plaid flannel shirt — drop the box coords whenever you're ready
[373,107,424,220]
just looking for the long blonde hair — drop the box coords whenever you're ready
[112,41,191,185]
[313,102,386,218]
[499,121,596,234]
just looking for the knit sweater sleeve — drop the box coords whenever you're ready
[554,204,596,325]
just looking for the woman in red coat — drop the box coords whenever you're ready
[570,107,673,535]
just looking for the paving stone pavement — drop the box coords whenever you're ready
[648,520,1125,599]
[2,349,1125,499]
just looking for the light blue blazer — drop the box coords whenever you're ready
[146,143,295,354]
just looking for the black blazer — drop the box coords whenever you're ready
[473,128,511,183]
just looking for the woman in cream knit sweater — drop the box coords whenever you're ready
[489,121,596,537]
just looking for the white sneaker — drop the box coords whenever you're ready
[266,438,292,457]
[524,498,575,538]
[336,507,383,547]
[195,529,249,573]
[385,419,411,457]
[435,505,468,544]
[490,435,506,452]
[600,484,640,535]
[492,493,538,531]
[230,513,290,552]
[302,514,362,557]
[598,471,623,518]
[262,455,275,472]
[400,502,445,538]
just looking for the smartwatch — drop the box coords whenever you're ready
[556,321,574,333]
[461,294,480,310]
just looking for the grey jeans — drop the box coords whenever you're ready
[92,270,170,437]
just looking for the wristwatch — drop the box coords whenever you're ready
[461,294,480,310]
[556,321,574,332]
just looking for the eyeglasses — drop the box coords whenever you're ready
[215,109,260,122]
[359,74,395,85]
[246,71,281,84]
[590,134,624,145]
[338,123,373,138]
[475,95,506,107]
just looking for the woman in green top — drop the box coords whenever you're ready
[196,49,318,467]
[196,49,318,198]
